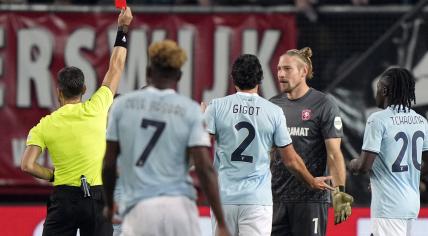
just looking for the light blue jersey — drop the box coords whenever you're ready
[362,106,428,219]
[205,92,292,205]
[107,87,210,213]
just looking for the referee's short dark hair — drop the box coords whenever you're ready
[58,66,85,99]
[231,54,263,90]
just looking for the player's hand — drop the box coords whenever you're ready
[103,206,114,222]
[103,203,120,223]
[312,176,335,191]
[216,224,231,236]
[333,187,354,225]
[348,159,359,174]
[200,102,207,112]
[420,181,426,192]
[118,6,133,27]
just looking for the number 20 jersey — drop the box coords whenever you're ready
[205,92,292,205]
[107,87,211,213]
[362,106,428,219]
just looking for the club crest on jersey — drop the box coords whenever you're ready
[301,109,311,121]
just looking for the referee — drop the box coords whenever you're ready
[20,7,133,236]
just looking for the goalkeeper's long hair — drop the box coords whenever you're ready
[382,67,416,112]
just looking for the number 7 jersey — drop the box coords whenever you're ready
[205,92,292,205]
[106,87,211,213]
[362,106,428,219]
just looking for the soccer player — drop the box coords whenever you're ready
[204,54,334,236]
[102,40,230,236]
[270,47,353,236]
[20,7,133,236]
[349,67,428,236]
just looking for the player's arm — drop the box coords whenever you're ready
[21,145,54,182]
[350,115,381,175]
[325,138,346,187]
[189,146,230,236]
[101,7,133,95]
[102,140,120,222]
[325,138,354,225]
[348,150,376,175]
[423,151,428,174]
[421,151,428,183]
[278,144,334,191]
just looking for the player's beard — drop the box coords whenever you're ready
[279,82,293,93]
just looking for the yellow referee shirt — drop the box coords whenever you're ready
[26,86,113,187]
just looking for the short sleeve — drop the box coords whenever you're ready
[204,100,216,135]
[320,95,343,139]
[189,105,211,148]
[423,119,428,151]
[26,121,46,152]
[274,108,292,147]
[106,98,121,141]
[84,86,114,114]
[362,116,384,154]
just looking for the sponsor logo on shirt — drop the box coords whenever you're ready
[301,109,311,121]
[288,127,309,136]
[334,116,343,130]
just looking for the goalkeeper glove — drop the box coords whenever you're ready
[333,186,353,225]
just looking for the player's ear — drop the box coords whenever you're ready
[57,88,64,104]
[81,85,87,95]
[302,64,309,78]
[383,86,388,96]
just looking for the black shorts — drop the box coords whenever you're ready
[42,185,113,236]
[271,202,328,236]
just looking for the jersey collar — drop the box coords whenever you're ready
[387,105,411,113]
[236,91,259,97]
[145,86,176,95]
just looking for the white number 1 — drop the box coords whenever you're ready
[312,218,319,234]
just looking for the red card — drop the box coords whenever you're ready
[115,0,126,9]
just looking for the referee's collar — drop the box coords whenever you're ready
[145,86,176,95]
[236,91,259,97]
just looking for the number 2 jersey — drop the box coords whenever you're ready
[205,92,292,205]
[106,86,211,213]
[362,106,428,219]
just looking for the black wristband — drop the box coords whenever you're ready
[114,26,128,48]
[338,185,345,192]
[49,173,54,182]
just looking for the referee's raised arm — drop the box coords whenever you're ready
[20,7,134,236]
[101,7,133,95]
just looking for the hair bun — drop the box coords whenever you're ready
[300,47,312,58]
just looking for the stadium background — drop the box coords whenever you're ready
[0,0,428,235]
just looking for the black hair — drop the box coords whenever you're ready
[382,67,416,111]
[231,54,263,90]
[57,66,85,99]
